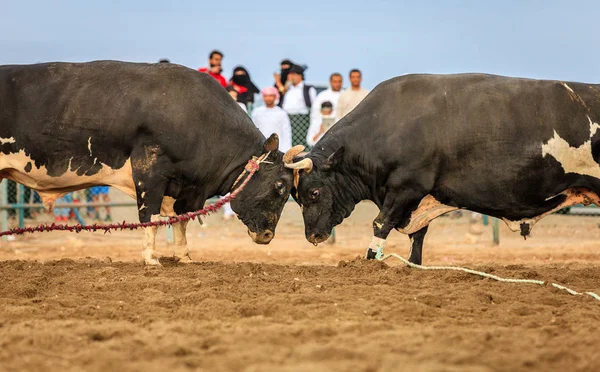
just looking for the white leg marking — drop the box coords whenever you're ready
[142,226,160,266]
[368,236,386,259]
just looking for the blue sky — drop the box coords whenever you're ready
[2,0,599,90]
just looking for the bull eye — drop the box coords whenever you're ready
[275,181,285,195]
[310,189,320,199]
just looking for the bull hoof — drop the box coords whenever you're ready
[173,254,194,264]
[365,248,377,260]
[144,258,162,266]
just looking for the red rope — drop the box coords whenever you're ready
[0,158,261,237]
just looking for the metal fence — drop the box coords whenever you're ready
[289,113,311,148]
[0,180,137,241]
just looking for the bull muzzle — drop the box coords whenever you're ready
[307,232,330,246]
[248,229,274,244]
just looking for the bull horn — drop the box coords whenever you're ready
[284,158,313,173]
[283,145,306,164]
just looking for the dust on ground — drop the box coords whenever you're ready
[1,195,600,371]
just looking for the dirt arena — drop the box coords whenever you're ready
[1,195,600,371]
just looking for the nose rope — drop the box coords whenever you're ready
[231,152,270,191]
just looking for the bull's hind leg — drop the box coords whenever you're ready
[172,220,192,263]
[407,226,428,265]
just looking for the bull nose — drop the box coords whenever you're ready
[307,233,329,246]
[248,229,274,244]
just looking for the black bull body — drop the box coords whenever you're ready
[0,61,294,265]
[286,73,600,264]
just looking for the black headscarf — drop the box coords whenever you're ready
[279,59,293,85]
[230,66,259,105]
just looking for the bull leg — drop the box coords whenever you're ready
[366,188,425,260]
[135,179,169,266]
[407,226,428,265]
[143,223,160,266]
[172,220,192,263]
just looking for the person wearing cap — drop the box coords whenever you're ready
[280,64,317,147]
[198,50,227,88]
[251,87,292,153]
[307,73,344,147]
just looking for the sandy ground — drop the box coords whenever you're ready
[1,189,600,371]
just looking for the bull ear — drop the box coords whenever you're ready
[323,146,345,170]
[263,133,279,153]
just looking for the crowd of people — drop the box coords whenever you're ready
[163,50,370,151]
[183,49,371,219]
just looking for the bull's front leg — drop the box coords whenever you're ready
[365,188,426,262]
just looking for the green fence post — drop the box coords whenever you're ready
[492,218,499,245]
[18,184,25,228]
[483,215,489,226]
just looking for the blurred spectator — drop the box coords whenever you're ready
[251,87,292,153]
[226,85,248,114]
[307,101,336,146]
[198,50,227,88]
[54,193,74,223]
[336,69,370,120]
[274,59,293,104]
[229,66,259,111]
[88,186,112,222]
[307,73,344,146]
[280,64,316,147]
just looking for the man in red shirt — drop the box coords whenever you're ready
[198,50,227,88]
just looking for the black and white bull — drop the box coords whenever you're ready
[0,61,295,265]
[285,73,600,264]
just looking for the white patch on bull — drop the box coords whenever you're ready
[141,191,146,198]
[561,82,575,94]
[502,187,600,233]
[0,150,136,209]
[138,181,143,186]
[407,236,415,260]
[541,116,600,178]
[396,195,458,235]
[139,203,147,211]
[87,137,93,156]
[0,137,16,145]
[93,157,98,165]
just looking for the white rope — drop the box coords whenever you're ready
[379,253,600,302]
